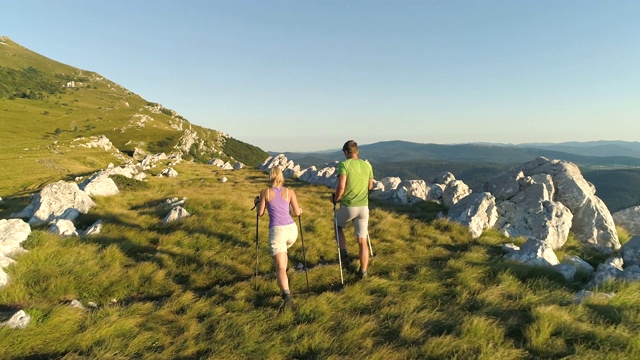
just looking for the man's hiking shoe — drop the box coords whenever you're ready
[340,249,351,266]
[359,268,368,279]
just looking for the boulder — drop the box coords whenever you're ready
[13,181,95,226]
[82,220,103,237]
[494,174,573,249]
[48,219,78,237]
[163,206,191,224]
[504,238,560,267]
[612,206,640,236]
[441,180,472,209]
[447,192,498,239]
[620,235,640,267]
[3,310,30,329]
[401,180,429,205]
[158,168,178,178]
[524,158,619,252]
[432,172,456,186]
[0,219,31,257]
[0,255,16,287]
[79,174,119,197]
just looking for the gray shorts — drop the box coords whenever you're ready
[337,205,369,238]
[269,222,298,256]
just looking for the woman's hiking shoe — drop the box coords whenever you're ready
[340,249,351,266]
[281,292,295,311]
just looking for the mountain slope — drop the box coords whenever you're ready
[0,36,267,195]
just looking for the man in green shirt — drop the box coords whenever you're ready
[333,140,374,278]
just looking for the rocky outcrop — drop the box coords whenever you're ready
[70,135,127,162]
[12,181,95,226]
[140,153,168,169]
[209,158,238,170]
[485,157,619,253]
[493,175,573,249]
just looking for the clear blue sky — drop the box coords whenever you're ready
[4,1,639,152]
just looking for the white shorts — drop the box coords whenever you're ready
[337,205,369,238]
[269,222,298,256]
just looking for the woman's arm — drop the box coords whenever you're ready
[289,189,302,217]
[257,189,267,217]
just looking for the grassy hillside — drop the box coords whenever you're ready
[1,164,639,359]
[0,36,267,197]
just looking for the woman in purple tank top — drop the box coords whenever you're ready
[256,166,302,309]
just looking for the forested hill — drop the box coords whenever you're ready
[276,140,640,168]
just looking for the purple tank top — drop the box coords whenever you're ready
[266,187,294,228]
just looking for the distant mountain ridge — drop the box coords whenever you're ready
[271,140,640,213]
[514,141,640,158]
[273,140,640,168]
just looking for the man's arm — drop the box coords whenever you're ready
[334,174,347,203]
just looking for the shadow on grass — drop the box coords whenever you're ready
[370,198,446,222]
[585,303,623,325]
[10,354,70,360]
[0,304,23,322]
[0,194,32,219]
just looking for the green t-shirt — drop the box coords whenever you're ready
[337,159,374,207]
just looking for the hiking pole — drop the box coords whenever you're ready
[251,196,259,290]
[367,233,374,259]
[332,194,345,286]
[297,215,311,296]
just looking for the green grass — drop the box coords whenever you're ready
[1,164,640,359]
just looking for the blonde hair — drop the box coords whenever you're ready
[270,166,285,187]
